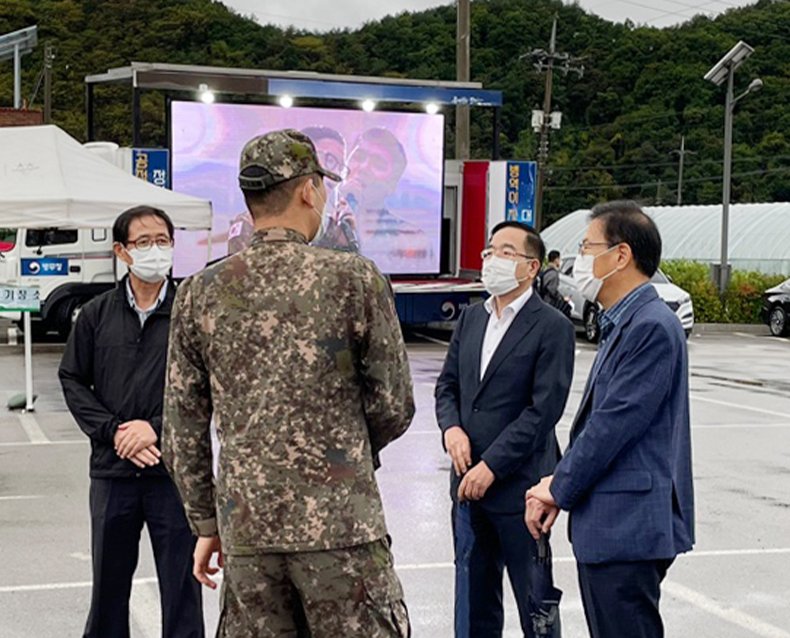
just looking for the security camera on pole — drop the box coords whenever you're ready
[704,41,763,294]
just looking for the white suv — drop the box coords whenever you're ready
[558,256,694,342]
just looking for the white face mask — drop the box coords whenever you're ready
[308,183,327,244]
[573,245,619,303]
[482,255,531,297]
[127,245,173,283]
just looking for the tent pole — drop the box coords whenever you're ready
[23,312,34,412]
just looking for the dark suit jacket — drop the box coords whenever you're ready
[551,286,695,564]
[435,293,575,514]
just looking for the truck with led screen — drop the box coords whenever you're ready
[170,101,445,277]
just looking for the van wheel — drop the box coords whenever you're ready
[55,298,80,341]
[584,304,600,343]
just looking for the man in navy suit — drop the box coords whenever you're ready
[436,221,575,637]
[526,201,695,638]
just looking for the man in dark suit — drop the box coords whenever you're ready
[527,201,695,638]
[436,221,575,637]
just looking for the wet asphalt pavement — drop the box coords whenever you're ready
[1,327,789,637]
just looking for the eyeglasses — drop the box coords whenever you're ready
[126,236,173,251]
[577,241,613,255]
[318,151,348,177]
[481,247,536,261]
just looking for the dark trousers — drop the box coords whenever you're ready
[453,501,475,638]
[577,559,674,638]
[467,503,538,638]
[84,477,204,638]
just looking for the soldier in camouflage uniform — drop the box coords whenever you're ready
[162,129,415,638]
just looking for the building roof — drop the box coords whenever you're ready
[542,203,790,275]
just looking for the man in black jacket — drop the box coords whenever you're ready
[59,206,203,638]
[538,250,572,319]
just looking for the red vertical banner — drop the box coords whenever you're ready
[460,161,490,273]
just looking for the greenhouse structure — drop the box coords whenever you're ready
[542,203,790,276]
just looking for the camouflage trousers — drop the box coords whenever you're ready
[217,538,410,638]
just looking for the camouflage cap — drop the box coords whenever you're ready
[239,129,342,191]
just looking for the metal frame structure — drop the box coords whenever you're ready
[0,26,39,109]
[84,62,504,158]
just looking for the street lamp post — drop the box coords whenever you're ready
[704,41,761,293]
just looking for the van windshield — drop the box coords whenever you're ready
[0,228,16,253]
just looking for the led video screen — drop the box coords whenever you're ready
[171,101,445,277]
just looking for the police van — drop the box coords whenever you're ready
[0,225,118,338]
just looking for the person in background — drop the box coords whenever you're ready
[339,127,434,270]
[59,205,203,638]
[538,250,572,319]
[527,201,694,638]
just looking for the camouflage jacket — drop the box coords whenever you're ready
[162,227,414,554]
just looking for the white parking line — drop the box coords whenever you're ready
[404,422,790,437]
[396,547,790,572]
[0,495,44,502]
[692,394,790,419]
[664,580,790,638]
[3,546,790,595]
[0,576,157,593]
[0,440,84,448]
[17,413,50,445]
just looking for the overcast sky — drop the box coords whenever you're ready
[223,0,756,32]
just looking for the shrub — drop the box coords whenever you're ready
[661,260,723,323]
[661,260,786,324]
[724,270,787,324]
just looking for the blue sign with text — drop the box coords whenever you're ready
[21,258,69,277]
[132,149,170,189]
[505,161,537,226]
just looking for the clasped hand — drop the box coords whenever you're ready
[525,475,560,539]
[114,420,160,468]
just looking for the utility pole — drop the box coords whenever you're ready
[671,135,696,205]
[529,17,583,231]
[456,0,470,160]
[43,44,53,124]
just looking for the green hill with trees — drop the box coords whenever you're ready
[2,0,789,223]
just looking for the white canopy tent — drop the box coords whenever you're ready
[0,124,212,229]
[0,124,212,412]
[542,203,790,276]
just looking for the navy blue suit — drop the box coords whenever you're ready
[436,293,575,637]
[550,285,695,638]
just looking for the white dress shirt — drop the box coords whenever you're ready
[480,286,534,380]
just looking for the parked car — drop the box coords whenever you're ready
[760,278,790,337]
[558,256,694,342]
